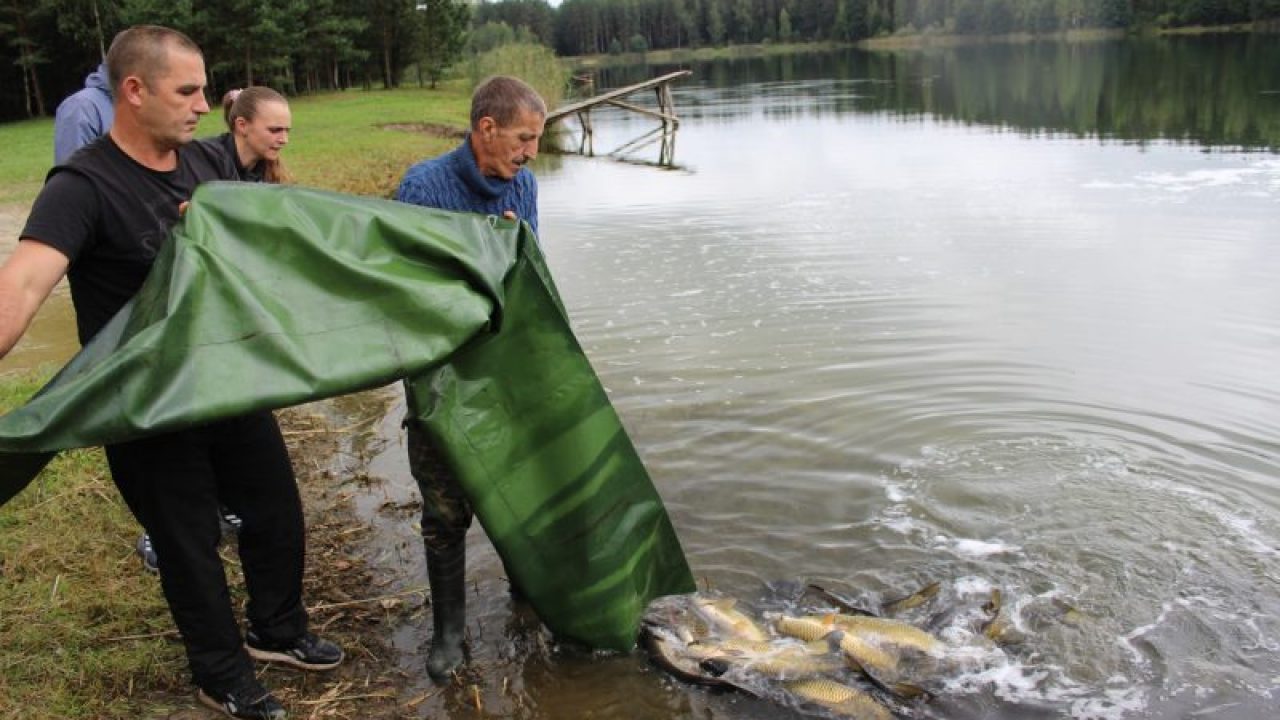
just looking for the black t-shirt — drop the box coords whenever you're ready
[199,133,266,183]
[21,135,236,343]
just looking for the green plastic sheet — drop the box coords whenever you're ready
[0,182,694,650]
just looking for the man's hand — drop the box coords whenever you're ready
[502,210,516,222]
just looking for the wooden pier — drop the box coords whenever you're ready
[546,70,692,162]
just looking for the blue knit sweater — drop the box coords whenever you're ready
[395,136,539,235]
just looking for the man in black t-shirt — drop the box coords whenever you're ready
[0,26,340,720]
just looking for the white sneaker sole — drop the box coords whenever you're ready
[245,644,343,671]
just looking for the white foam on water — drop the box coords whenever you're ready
[945,658,1050,698]
[1119,599,1175,669]
[1082,180,1138,190]
[883,481,909,502]
[1210,505,1279,558]
[1087,158,1280,200]
[947,654,1148,720]
[878,511,920,536]
[1138,168,1257,191]
[1067,683,1148,720]
[952,575,997,597]
[949,538,1022,557]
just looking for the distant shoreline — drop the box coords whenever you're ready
[565,21,1274,68]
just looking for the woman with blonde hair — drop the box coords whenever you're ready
[211,85,293,183]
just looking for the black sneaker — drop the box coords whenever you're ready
[135,533,159,574]
[246,630,344,671]
[196,675,286,720]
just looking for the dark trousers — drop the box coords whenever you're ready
[406,420,472,550]
[105,410,308,689]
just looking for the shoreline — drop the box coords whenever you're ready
[564,22,1271,68]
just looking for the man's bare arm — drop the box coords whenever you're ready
[0,240,70,359]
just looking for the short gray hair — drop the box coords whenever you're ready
[470,76,546,129]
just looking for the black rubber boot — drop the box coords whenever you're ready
[425,542,466,680]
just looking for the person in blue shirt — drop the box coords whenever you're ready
[394,75,545,679]
[396,75,542,235]
[53,63,114,165]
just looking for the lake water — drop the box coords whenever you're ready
[7,35,1280,720]
[360,36,1280,720]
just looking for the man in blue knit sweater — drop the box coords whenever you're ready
[393,75,545,679]
[396,76,542,234]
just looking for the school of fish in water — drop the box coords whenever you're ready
[640,581,1083,719]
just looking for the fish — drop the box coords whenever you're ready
[686,638,844,679]
[805,583,878,616]
[694,596,770,642]
[774,614,839,641]
[639,623,746,691]
[784,677,894,720]
[823,614,944,655]
[981,589,1025,645]
[776,614,943,655]
[1054,598,1087,627]
[773,613,944,699]
[881,580,941,616]
[835,630,934,699]
[643,587,988,711]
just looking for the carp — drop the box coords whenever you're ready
[694,596,770,642]
[775,613,945,699]
[881,581,941,616]
[640,623,735,688]
[981,589,1025,645]
[687,638,845,679]
[784,678,894,720]
[775,614,943,655]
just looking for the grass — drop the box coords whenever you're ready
[0,369,187,719]
[0,119,58,207]
[0,370,413,719]
[281,81,473,198]
[0,80,475,209]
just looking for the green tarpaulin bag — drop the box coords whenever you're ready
[0,182,693,650]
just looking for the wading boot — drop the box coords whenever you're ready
[425,542,466,679]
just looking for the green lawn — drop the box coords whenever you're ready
[0,80,474,208]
